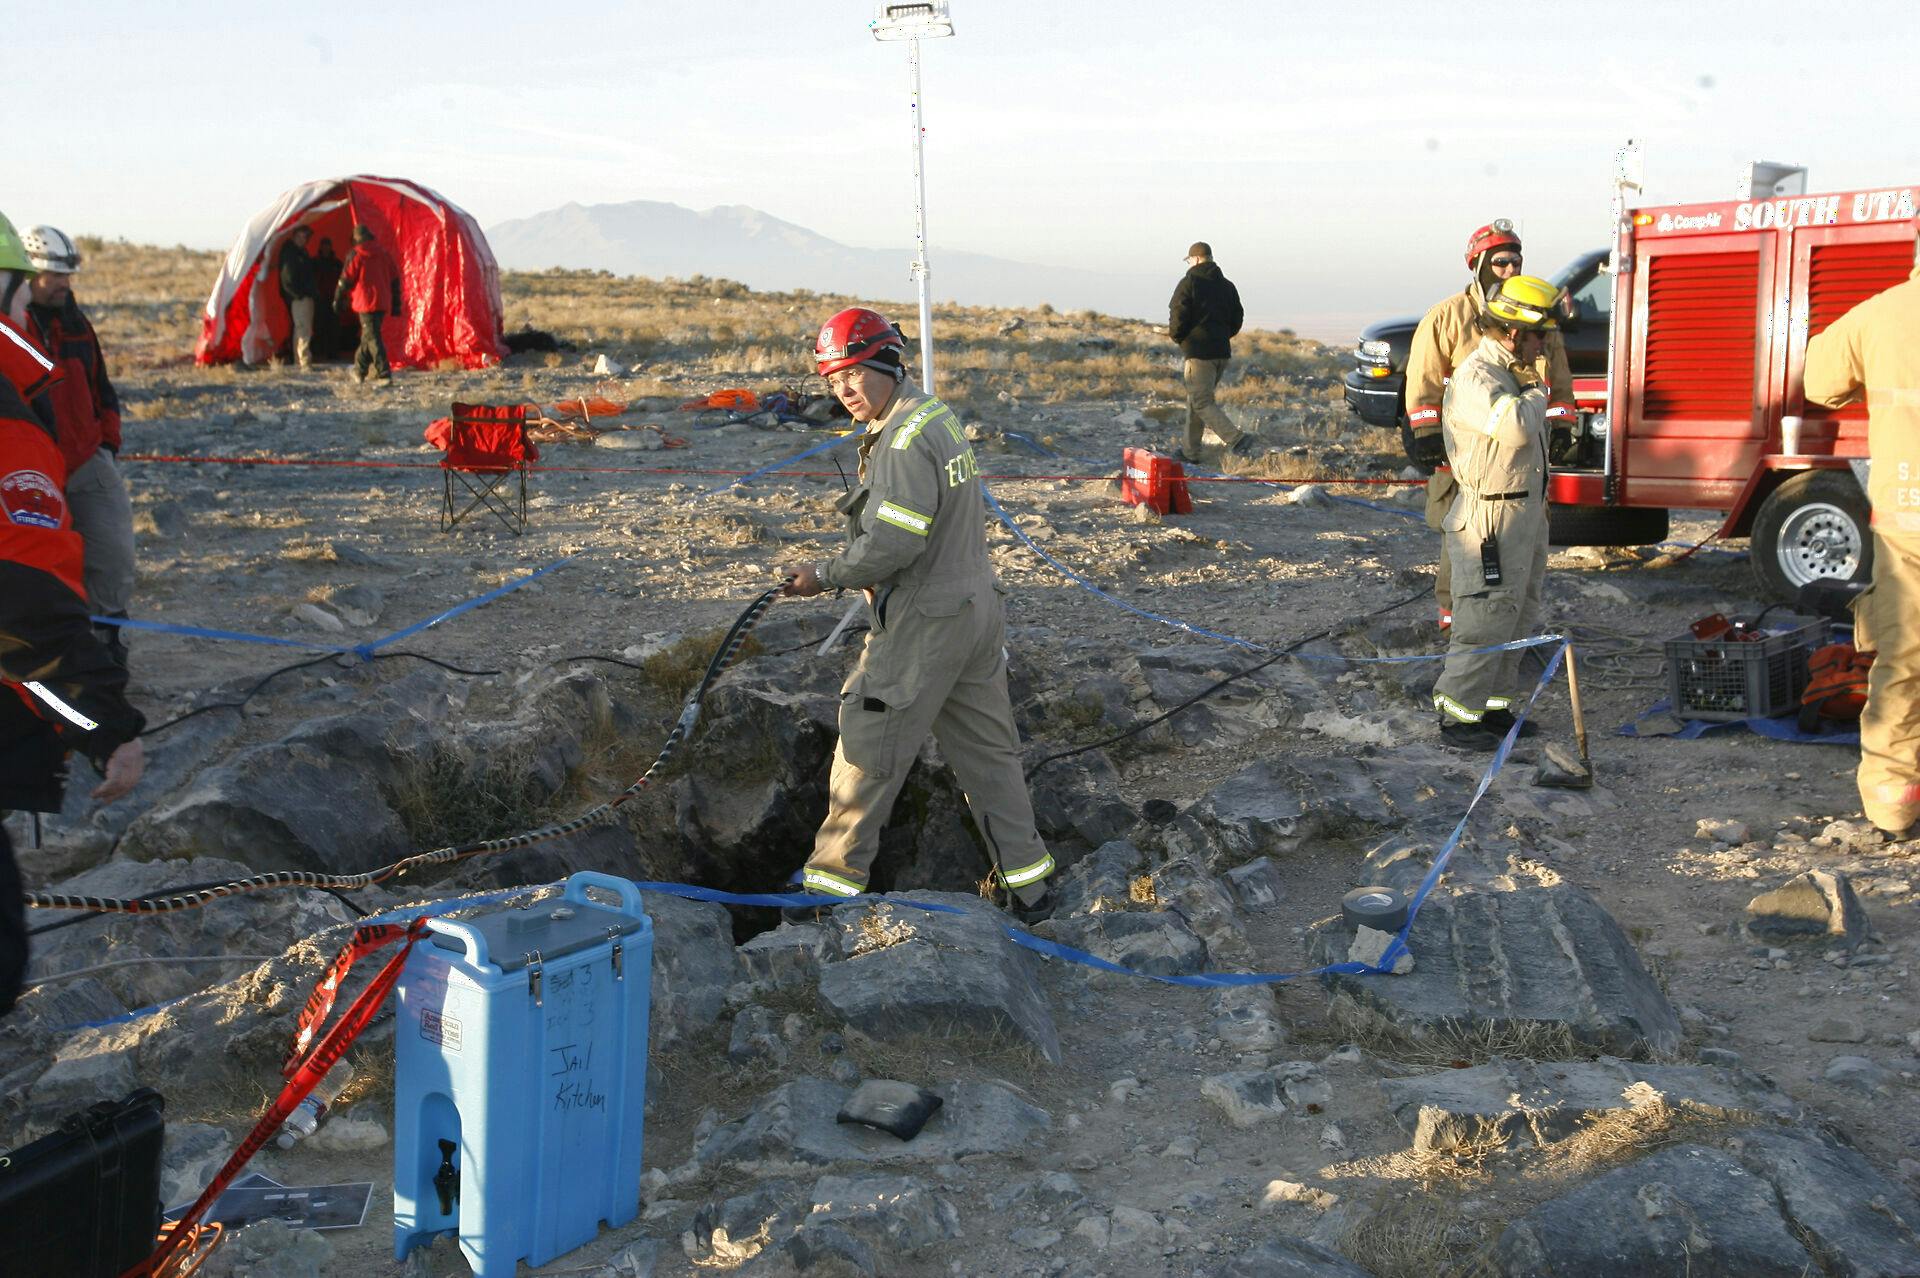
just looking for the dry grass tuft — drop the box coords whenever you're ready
[641,627,762,698]
[1303,999,1591,1069]
[850,903,917,956]
[1129,874,1158,906]
[1341,1187,1486,1278]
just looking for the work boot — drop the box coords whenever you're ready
[1009,883,1056,927]
[1229,434,1259,458]
[1438,719,1502,752]
[1480,708,1540,739]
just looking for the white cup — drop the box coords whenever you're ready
[1780,415,1803,455]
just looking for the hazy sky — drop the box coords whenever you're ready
[24,0,1920,336]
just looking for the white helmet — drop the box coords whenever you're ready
[21,225,81,274]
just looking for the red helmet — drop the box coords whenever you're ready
[815,307,905,376]
[1464,219,1522,269]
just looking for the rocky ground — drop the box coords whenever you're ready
[4,252,1919,1277]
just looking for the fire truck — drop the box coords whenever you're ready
[1345,162,1917,601]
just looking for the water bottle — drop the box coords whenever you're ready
[276,1059,355,1149]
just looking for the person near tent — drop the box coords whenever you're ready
[1405,220,1575,631]
[3,225,136,668]
[277,225,318,370]
[312,236,343,360]
[0,356,145,1017]
[1430,275,1563,751]
[776,306,1057,920]
[335,224,403,383]
[1803,223,1920,843]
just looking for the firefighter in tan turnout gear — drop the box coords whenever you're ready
[1803,225,1920,841]
[779,307,1057,915]
[1430,275,1563,750]
[1406,221,1575,630]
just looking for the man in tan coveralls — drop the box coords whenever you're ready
[1804,223,1920,841]
[780,306,1057,914]
[1430,275,1564,751]
[1406,221,1575,630]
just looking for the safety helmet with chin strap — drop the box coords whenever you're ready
[0,212,30,274]
[21,225,81,274]
[814,306,906,377]
[1484,275,1561,332]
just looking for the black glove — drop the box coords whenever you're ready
[1549,426,1575,463]
[1407,427,1447,469]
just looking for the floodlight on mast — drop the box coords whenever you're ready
[870,2,954,394]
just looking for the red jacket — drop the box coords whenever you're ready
[337,240,402,315]
[25,298,121,476]
[0,378,144,811]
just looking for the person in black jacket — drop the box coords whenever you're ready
[278,226,318,370]
[1168,242,1253,461]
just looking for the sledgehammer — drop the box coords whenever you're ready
[1534,642,1594,790]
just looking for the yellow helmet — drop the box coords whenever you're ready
[1484,274,1560,331]
[0,212,30,274]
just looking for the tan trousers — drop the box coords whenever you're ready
[803,587,1054,904]
[289,297,315,368]
[1183,358,1244,454]
[1854,534,1920,833]
[66,449,136,622]
[1432,493,1547,721]
[1425,468,1459,621]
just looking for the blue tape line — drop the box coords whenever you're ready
[360,554,580,655]
[90,616,358,654]
[708,432,857,494]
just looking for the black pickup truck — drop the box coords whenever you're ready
[1341,249,1612,435]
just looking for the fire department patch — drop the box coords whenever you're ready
[1,468,65,529]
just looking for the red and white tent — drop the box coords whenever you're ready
[195,175,506,370]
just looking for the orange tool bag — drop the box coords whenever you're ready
[1798,641,1875,732]
[1121,447,1192,516]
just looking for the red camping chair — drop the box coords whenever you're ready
[436,403,540,535]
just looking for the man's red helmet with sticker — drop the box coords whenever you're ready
[814,307,905,376]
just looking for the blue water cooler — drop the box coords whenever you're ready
[393,872,652,1276]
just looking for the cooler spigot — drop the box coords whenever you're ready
[434,1138,460,1216]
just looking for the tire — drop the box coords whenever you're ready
[1750,469,1874,603]
[1547,503,1671,547]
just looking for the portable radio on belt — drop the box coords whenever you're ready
[1480,534,1503,587]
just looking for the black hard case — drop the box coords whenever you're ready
[0,1088,166,1278]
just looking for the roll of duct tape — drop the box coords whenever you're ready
[1341,886,1409,933]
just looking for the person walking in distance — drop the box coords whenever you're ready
[1406,221,1574,631]
[1803,218,1920,843]
[1168,242,1255,462]
[778,306,1057,919]
[335,224,402,383]
[3,224,137,667]
[1430,275,1564,750]
[278,225,319,370]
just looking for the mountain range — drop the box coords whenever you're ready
[485,200,1166,321]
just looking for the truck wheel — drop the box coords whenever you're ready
[1750,469,1874,601]
[1547,504,1670,547]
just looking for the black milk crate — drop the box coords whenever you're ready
[1663,615,1827,722]
[0,1089,165,1278]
